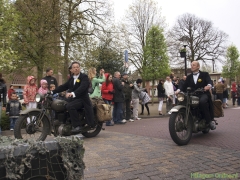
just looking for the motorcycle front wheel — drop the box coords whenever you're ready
[169,109,193,146]
[14,111,51,141]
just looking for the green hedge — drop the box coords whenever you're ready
[0,110,10,131]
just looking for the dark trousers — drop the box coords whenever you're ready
[199,94,212,123]
[216,93,223,102]
[141,103,150,114]
[113,102,123,123]
[66,98,94,127]
[122,99,131,120]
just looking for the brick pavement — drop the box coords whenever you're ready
[82,105,240,180]
[83,131,240,180]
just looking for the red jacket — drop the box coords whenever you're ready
[8,89,15,100]
[101,80,113,101]
[231,82,237,92]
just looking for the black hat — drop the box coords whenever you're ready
[136,79,142,84]
[122,72,128,76]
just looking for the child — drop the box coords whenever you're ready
[49,84,58,99]
[23,76,38,123]
[6,92,22,130]
[23,76,38,108]
[38,79,48,95]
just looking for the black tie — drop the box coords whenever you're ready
[193,73,199,76]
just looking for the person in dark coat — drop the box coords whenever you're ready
[121,72,134,122]
[52,62,94,133]
[176,61,215,130]
[157,79,165,115]
[42,67,58,88]
[112,71,126,124]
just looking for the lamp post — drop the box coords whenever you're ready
[179,36,189,76]
[180,45,187,76]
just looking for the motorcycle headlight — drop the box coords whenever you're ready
[177,92,185,102]
[35,94,43,102]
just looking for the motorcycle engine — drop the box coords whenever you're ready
[58,124,72,136]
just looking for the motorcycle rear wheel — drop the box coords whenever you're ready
[14,111,50,141]
[82,122,103,138]
[169,109,193,146]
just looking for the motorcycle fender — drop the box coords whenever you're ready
[20,108,42,115]
[169,105,186,113]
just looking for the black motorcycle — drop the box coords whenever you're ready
[168,88,218,146]
[14,93,103,141]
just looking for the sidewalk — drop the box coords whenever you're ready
[137,102,169,119]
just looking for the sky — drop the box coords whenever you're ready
[112,0,240,55]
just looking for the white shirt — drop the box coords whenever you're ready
[164,81,174,96]
[193,73,199,84]
[71,74,80,98]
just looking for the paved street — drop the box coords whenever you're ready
[83,105,240,180]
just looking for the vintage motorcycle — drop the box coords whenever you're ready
[168,88,218,146]
[14,93,104,141]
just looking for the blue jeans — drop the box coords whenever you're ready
[103,99,112,125]
[10,118,18,129]
[113,102,123,123]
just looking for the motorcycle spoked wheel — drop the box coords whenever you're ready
[14,111,51,141]
[169,109,193,146]
[81,122,103,138]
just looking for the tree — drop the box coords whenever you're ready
[143,26,170,103]
[120,0,165,76]
[168,13,228,68]
[84,32,125,75]
[57,0,112,81]
[14,0,61,82]
[0,0,20,72]
[222,45,240,84]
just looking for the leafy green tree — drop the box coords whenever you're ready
[14,0,61,83]
[143,26,170,102]
[222,45,240,85]
[0,0,20,72]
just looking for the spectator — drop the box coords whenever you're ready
[38,79,48,95]
[237,81,240,106]
[231,82,237,106]
[0,73,7,134]
[49,84,58,99]
[140,89,150,115]
[157,79,165,115]
[101,73,114,126]
[121,72,134,122]
[23,76,38,123]
[8,85,15,101]
[42,67,58,88]
[88,67,105,98]
[132,79,145,121]
[222,80,228,108]
[164,76,175,113]
[112,71,126,124]
[6,92,22,131]
[214,79,225,102]
[178,76,186,90]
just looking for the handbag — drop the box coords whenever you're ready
[96,104,112,122]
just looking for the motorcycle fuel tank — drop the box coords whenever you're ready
[51,99,67,112]
[190,96,199,108]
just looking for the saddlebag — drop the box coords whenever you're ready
[213,100,224,118]
[96,104,112,122]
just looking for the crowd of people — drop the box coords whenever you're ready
[1,61,240,131]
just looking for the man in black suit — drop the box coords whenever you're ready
[176,61,215,130]
[52,62,94,133]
